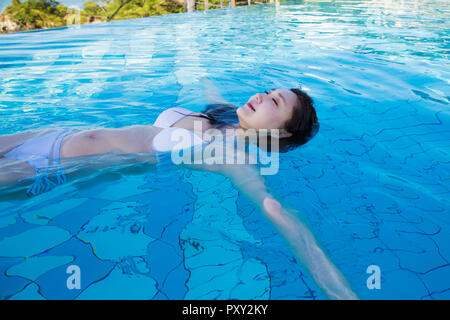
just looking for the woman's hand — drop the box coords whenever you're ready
[263,196,359,300]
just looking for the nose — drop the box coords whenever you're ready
[255,93,264,104]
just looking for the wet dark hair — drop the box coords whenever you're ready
[280,88,319,152]
[188,88,319,153]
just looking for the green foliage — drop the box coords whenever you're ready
[195,0,230,11]
[83,1,104,16]
[3,0,67,29]
[1,0,278,32]
[98,0,184,21]
[80,0,105,23]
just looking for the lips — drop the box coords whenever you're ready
[246,102,255,111]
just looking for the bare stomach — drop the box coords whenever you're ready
[60,125,162,159]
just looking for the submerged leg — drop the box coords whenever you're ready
[0,158,36,186]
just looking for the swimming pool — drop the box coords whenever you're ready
[0,0,449,300]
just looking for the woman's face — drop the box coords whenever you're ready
[236,89,299,134]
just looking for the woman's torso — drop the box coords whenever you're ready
[60,108,213,159]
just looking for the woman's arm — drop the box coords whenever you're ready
[201,77,231,106]
[261,196,358,300]
[184,146,358,300]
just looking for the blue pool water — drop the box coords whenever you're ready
[0,0,449,299]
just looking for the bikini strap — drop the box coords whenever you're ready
[153,107,194,129]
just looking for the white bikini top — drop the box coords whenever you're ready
[152,107,207,153]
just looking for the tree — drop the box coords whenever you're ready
[3,0,67,30]
[91,0,183,22]
[95,0,132,21]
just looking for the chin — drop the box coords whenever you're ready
[236,112,252,129]
[236,106,246,118]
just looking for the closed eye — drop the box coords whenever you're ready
[264,90,278,106]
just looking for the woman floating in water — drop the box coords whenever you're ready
[0,78,358,300]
